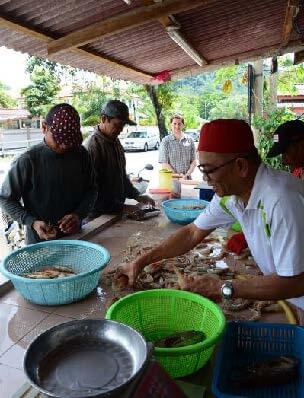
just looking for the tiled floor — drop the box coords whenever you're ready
[0,288,109,397]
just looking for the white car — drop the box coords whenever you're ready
[120,131,159,152]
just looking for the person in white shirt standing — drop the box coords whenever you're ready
[159,114,196,179]
[116,119,304,324]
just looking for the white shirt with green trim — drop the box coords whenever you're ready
[194,163,304,310]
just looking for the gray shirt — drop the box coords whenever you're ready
[159,134,195,174]
[0,141,95,244]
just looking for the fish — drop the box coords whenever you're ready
[154,330,206,348]
[230,356,299,388]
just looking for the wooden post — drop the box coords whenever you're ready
[269,74,278,112]
[252,59,264,145]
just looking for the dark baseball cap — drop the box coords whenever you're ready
[101,100,136,125]
[267,119,304,158]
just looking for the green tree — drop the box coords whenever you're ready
[26,56,76,82]
[199,91,223,120]
[209,94,248,120]
[72,82,106,126]
[253,108,295,170]
[0,81,16,108]
[173,93,200,128]
[21,66,60,117]
[277,57,304,95]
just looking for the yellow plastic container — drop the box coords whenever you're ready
[159,169,173,190]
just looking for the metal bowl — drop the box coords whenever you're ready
[24,319,149,398]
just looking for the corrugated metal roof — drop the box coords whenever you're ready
[0,0,303,83]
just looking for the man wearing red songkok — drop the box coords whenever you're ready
[0,103,95,244]
[116,119,304,324]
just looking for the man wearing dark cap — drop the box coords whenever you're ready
[86,99,154,217]
[116,119,304,324]
[267,119,304,179]
[0,103,95,244]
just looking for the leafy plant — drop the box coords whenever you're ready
[253,108,295,170]
[21,65,60,117]
[0,81,16,108]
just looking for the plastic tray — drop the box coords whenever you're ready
[212,321,304,398]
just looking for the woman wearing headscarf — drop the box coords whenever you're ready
[0,103,95,244]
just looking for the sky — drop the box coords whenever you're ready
[0,46,30,96]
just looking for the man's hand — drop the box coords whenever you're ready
[58,213,81,234]
[182,274,222,302]
[114,262,143,288]
[32,221,57,240]
[137,195,155,207]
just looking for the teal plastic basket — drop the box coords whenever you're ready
[0,240,110,305]
[162,199,209,225]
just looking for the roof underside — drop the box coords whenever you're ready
[0,0,303,84]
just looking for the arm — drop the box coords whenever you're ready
[161,162,175,172]
[116,195,234,287]
[185,191,304,302]
[186,159,197,177]
[124,174,141,200]
[0,155,36,227]
[73,150,97,219]
[159,139,176,172]
[183,272,304,302]
[117,223,213,285]
[186,141,197,177]
[234,273,304,300]
[59,149,97,234]
[136,223,212,268]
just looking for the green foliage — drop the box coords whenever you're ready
[277,56,304,95]
[213,65,247,94]
[0,81,16,108]
[26,56,76,82]
[81,114,100,126]
[156,83,175,114]
[21,66,60,117]
[172,94,200,128]
[209,94,248,120]
[72,82,106,126]
[253,108,295,170]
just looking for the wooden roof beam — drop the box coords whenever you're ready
[47,0,211,56]
[171,39,304,81]
[160,17,208,66]
[281,0,300,47]
[142,0,208,66]
[0,16,153,81]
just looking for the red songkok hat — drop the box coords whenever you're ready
[198,119,255,153]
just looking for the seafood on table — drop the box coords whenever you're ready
[154,330,206,348]
[178,204,206,210]
[103,230,281,322]
[230,356,299,388]
[24,265,76,279]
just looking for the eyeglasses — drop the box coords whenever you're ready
[197,156,242,179]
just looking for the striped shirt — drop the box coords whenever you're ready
[159,134,195,174]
